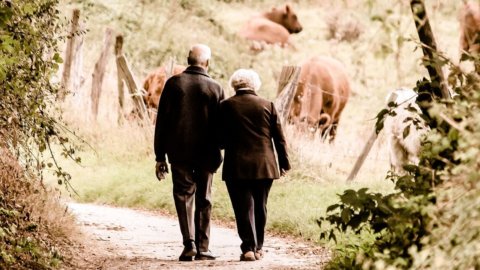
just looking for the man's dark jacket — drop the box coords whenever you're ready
[154,65,224,172]
[219,89,291,180]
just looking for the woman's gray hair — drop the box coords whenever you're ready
[229,69,262,91]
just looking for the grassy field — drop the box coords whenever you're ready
[52,0,462,253]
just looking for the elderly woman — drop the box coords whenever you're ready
[218,69,291,261]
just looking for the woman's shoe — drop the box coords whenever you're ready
[240,251,256,261]
[254,249,264,260]
[195,250,217,260]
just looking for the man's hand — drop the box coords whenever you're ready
[155,161,169,181]
[280,168,289,177]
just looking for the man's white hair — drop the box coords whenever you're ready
[189,44,211,64]
[229,69,262,91]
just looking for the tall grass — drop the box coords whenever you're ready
[54,0,462,249]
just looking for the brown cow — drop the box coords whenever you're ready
[459,1,480,56]
[142,64,186,120]
[239,4,303,49]
[290,56,350,142]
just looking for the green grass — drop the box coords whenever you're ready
[51,121,394,249]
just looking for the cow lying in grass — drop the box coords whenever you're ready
[383,88,429,173]
[239,3,303,50]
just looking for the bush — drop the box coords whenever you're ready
[0,149,77,269]
[0,0,79,184]
[0,1,82,268]
[318,44,480,270]
[325,10,364,42]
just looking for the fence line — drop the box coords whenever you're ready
[277,80,351,99]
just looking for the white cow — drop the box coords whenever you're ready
[383,88,429,173]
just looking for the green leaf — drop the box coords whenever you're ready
[341,208,352,223]
[340,190,358,205]
[22,3,35,15]
[53,52,63,63]
[403,125,411,139]
[370,15,384,22]
[326,204,340,212]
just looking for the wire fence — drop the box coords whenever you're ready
[277,80,351,99]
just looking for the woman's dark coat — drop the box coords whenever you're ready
[219,89,291,180]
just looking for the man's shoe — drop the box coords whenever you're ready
[179,241,197,261]
[240,251,256,261]
[254,249,264,260]
[195,250,217,260]
[179,255,194,261]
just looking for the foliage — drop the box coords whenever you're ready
[0,150,76,269]
[319,43,480,268]
[325,10,364,42]
[0,0,83,268]
[0,0,79,187]
[409,60,480,269]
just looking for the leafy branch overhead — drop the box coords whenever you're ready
[0,0,80,189]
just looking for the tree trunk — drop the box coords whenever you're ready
[410,0,451,99]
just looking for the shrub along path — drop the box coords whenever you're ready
[67,202,330,269]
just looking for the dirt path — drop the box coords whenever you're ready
[68,203,330,270]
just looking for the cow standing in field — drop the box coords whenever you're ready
[239,3,303,50]
[383,88,429,173]
[143,64,186,121]
[290,56,351,142]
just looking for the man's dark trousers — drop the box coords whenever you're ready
[225,179,273,253]
[171,164,213,252]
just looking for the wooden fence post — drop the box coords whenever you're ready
[71,28,84,95]
[69,20,85,111]
[410,0,451,99]
[115,34,125,124]
[116,55,147,120]
[274,66,301,124]
[165,57,175,79]
[91,28,114,120]
[60,9,80,100]
[346,130,378,181]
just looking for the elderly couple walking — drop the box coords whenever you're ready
[154,44,291,262]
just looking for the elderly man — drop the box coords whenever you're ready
[219,69,291,261]
[154,44,224,261]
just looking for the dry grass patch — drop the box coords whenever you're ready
[0,148,95,269]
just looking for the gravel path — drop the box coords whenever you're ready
[68,203,330,269]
